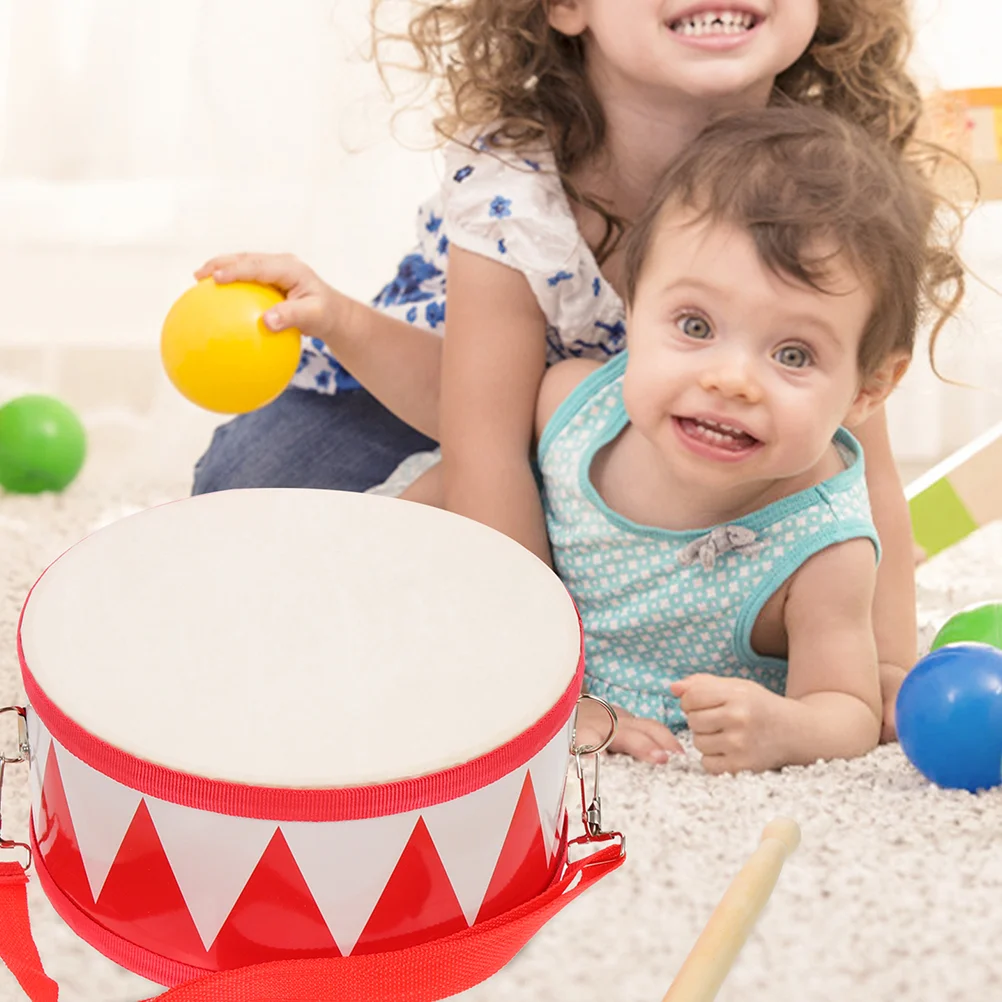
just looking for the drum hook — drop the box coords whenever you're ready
[571,694,621,848]
[0,705,31,872]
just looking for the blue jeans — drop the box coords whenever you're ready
[191,387,438,494]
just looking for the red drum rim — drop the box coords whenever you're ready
[19,594,584,822]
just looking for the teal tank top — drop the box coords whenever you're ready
[537,351,880,731]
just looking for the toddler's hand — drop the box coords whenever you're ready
[575,697,682,765]
[195,253,343,346]
[670,674,784,775]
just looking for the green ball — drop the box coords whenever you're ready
[931,602,1002,653]
[0,395,87,494]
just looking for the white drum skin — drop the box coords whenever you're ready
[18,489,583,982]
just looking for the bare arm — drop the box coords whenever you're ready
[852,405,916,741]
[325,293,443,439]
[440,246,550,564]
[675,539,882,773]
[777,538,883,763]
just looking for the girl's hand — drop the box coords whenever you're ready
[671,675,785,775]
[195,253,345,346]
[575,697,683,765]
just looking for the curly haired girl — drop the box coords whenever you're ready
[191,1,960,749]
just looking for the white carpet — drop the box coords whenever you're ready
[2,406,1002,1002]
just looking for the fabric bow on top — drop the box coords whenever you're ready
[678,525,765,572]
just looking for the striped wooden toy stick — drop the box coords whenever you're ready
[906,420,1002,558]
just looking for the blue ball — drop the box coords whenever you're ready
[896,643,1002,792]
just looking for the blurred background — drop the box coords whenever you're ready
[0,0,1000,480]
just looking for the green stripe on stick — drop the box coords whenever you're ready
[909,477,979,558]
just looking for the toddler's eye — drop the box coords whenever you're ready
[677,314,711,339]
[775,345,812,369]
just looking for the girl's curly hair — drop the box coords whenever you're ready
[371,0,968,367]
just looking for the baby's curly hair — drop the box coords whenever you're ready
[372,0,926,260]
[621,105,964,380]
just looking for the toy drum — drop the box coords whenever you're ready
[15,488,586,985]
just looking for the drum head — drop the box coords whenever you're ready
[19,489,581,788]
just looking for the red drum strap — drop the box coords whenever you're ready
[0,836,623,1002]
[0,863,57,1002]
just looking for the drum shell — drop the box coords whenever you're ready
[22,685,577,984]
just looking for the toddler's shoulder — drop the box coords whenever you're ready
[536,358,604,434]
[785,535,879,620]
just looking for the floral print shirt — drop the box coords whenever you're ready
[291,135,628,395]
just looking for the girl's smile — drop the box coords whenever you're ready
[548,0,818,105]
[667,6,766,50]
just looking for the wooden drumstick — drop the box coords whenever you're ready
[662,817,801,1002]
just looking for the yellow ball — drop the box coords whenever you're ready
[161,279,302,414]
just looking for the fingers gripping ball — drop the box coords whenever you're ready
[896,643,1002,792]
[932,602,1002,652]
[0,395,87,493]
[161,279,302,414]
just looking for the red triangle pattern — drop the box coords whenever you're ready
[206,827,341,969]
[476,771,554,924]
[33,756,559,970]
[93,800,209,968]
[36,750,95,913]
[352,816,468,955]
